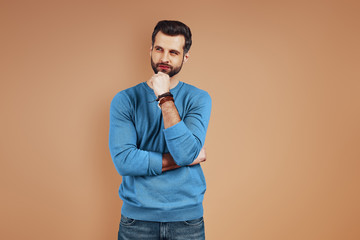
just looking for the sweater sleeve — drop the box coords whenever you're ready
[163,91,212,166]
[109,92,163,176]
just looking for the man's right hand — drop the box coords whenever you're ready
[149,72,171,97]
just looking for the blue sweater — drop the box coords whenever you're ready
[109,81,212,222]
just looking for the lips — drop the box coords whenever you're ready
[158,64,171,70]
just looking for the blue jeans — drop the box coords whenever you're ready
[118,215,205,240]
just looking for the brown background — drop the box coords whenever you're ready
[1,0,359,239]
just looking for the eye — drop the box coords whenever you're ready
[155,47,163,52]
[170,51,179,55]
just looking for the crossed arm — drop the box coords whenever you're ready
[159,88,207,172]
[151,73,208,172]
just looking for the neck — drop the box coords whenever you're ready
[169,75,179,89]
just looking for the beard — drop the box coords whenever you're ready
[151,57,184,78]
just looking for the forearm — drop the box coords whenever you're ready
[150,73,211,166]
[164,123,202,166]
[160,101,200,165]
[161,101,181,129]
[160,100,181,129]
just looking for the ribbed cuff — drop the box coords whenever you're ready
[163,120,188,140]
[148,151,163,176]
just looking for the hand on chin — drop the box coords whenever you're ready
[150,72,170,96]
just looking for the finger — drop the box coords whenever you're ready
[157,71,170,77]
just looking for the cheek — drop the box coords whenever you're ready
[170,56,180,64]
[151,56,158,64]
[151,52,159,61]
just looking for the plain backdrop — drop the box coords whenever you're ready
[1,0,359,239]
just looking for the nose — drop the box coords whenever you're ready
[160,52,170,63]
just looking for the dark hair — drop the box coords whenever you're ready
[152,20,192,54]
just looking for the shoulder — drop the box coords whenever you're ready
[180,82,212,102]
[111,83,144,105]
[110,83,147,113]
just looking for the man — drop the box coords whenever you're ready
[109,20,212,240]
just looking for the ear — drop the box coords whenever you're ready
[183,51,190,63]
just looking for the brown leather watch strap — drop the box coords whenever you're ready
[159,96,174,108]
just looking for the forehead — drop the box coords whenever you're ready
[153,31,185,52]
